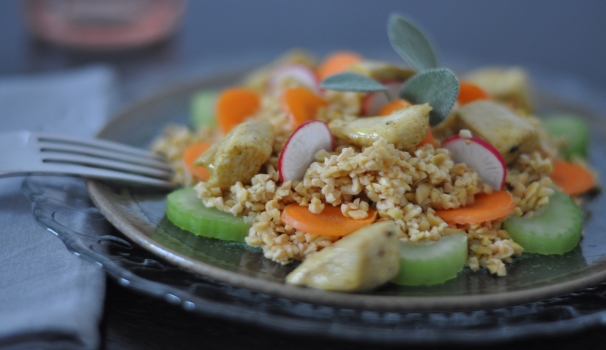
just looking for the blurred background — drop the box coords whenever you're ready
[0,0,605,104]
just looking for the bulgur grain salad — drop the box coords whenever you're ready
[152,15,597,292]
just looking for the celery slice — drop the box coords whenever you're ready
[391,232,468,286]
[542,114,588,160]
[503,190,582,255]
[190,90,218,129]
[166,187,250,242]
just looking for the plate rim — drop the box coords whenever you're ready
[28,174,606,345]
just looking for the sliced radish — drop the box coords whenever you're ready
[269,64,320,95]
[361,81,402,115]
[441,135,506,190]
[278,120,333,182]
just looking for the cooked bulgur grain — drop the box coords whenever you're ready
[151,125,219,186]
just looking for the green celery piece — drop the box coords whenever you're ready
[503,190,582,255]
[391,232,468,286]
[190,90,218,129]
[166,187,250,242]
[542,113,589,160]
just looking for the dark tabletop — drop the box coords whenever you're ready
[102,276,606,350]
[3,1,606,349]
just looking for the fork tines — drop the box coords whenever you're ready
[34,132,173,186]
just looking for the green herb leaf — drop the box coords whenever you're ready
[400,68,459,126]
[320,72,388,93]
[388,14,438,72]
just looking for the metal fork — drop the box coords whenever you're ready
[0,130,174,187]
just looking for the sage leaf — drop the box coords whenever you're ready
[388,14,438,72]
[400,68,459,126]
[321,72,388,93]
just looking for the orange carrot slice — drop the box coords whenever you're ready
[183,142,212,181]
[282,87,328,128]
[550,159,595,195]
[457,81,491,106]
[378,98,412,116]
[281,203,377,237]
[317,51,362,79]
[216,87,260,134]
[418,128,437,147]
[435,191,516,225]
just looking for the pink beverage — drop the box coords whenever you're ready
[21,0,187,51]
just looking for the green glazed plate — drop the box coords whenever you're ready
[87,67,606,312]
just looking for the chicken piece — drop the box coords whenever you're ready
[328,103,431,151]
[454,100,539,163]
[348,60,415,82]
[195,122,274,189]
[286,221,400,292]
[463,66,533,114]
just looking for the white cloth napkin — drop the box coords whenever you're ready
[0,65,117,350]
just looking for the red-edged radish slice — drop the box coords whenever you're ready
[278,120,333,182]
[441,135,506,190]
[269,64,320,94]
[361,81,402,115]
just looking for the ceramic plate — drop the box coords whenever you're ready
[87,67,606,312]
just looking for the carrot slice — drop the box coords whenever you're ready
[550,159,595,195]
[216,87,260,134]
[282,87,328,128]
[317,51,362,80]
[378,99,412,116]
[418,128,437,147]
[183,142,212,181]
[435,191,516,225]
[281,203,377,237]
[457,81,491,106]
